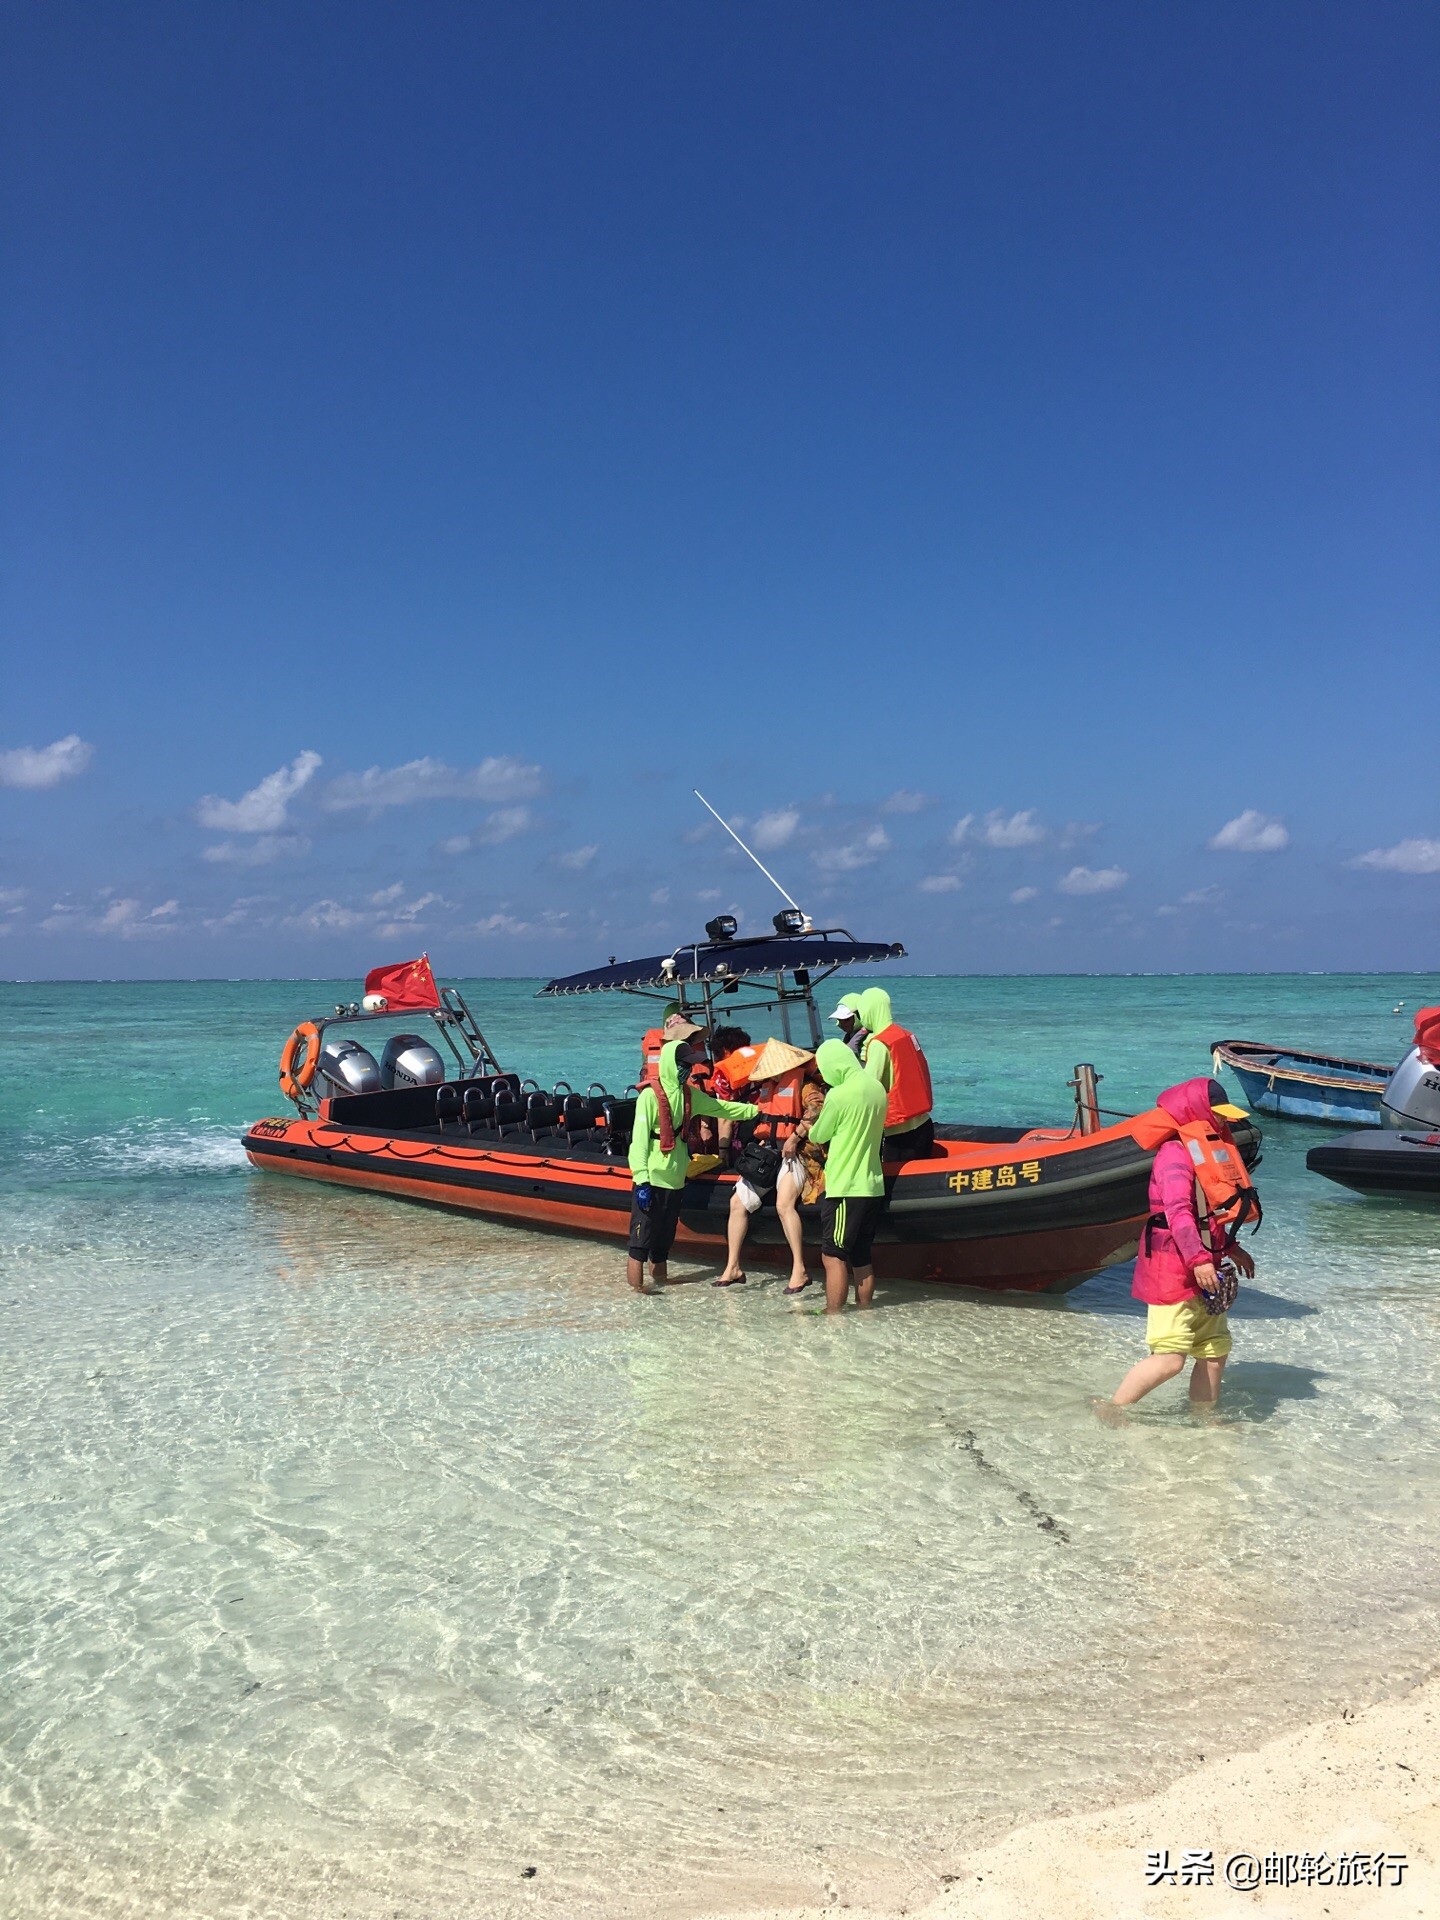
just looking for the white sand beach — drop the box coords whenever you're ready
[709,1674,1439,1920]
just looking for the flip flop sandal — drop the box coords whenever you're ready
[712,1273,748,1287]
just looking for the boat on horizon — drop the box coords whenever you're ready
[1209,1038,1390,1128]
[243,922,1262,1295]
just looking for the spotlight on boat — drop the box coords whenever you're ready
[773,907,809,936]
[705,914,738,943]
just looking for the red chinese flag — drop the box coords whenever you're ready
[364,954,441,1011]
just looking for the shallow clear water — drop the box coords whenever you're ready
[4,974,1440,1917]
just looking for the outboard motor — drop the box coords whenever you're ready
[379,1032,446,1090]
[317,1036,381,1096]
[1381,1007,1440,1131]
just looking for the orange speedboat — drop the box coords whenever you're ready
[243,928,1260,1295]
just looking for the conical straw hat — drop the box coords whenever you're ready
[742,1037,814,1083]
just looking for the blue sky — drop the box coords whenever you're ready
[3,1,1436,978]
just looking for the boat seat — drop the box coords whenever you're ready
[463,1085,495,1130]
[524,1092,565,1137]
[492,1092,528,1134]
[436,1084,464,1129]
[599,1096,636,1153]
[559,1094,610,1142]
[560,1093,604,1136]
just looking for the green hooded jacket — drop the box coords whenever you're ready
[855,985,929,1135]
[855,987,894,1091]
[808,1038,887,1198]
[628,1040,759,1190]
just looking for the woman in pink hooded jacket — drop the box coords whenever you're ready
[1106,1077,1255,1411]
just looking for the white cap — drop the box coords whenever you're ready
[828,999,857,1022]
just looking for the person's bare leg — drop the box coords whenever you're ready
[626,1256,649,1292]
[776,1179,810,1288]
[716,1191,750,1285]
[650,1259,668,1286]
[853,1263,875,1308]
[823,1254,851,1313]
[1110,1351,1186,1405]
[1189,1355,1227,1406]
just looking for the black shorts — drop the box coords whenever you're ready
[820,1194,883,1265]
[884,1118,935,1162]
[628,1184,685,1263]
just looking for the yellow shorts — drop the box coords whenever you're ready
[1146,1299,1232,1360]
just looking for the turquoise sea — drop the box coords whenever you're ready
[4,972,1440,1917]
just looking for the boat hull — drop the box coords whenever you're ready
[1213,1040,1389,1128]
[1306,1131,1440,1201]
[242,1109,1262,1296]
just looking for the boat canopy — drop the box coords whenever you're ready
[538,929,906,997]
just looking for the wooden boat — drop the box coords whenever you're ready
[1210,1038,1390,1128]
[243,927,1261,1295]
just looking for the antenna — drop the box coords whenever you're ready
[693,790,811,926]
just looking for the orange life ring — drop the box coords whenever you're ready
[279,1022,322,1102]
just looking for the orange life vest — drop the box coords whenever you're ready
[746,1065,807,1140]
[871,1024,933,1129]
[638,1027,667,1088]
[714,1044,762,1090]
[640,1027,712,1090]
[1146,1116,1262,1256]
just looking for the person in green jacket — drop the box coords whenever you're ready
[785,1037,887,1312]
[854,985,935,1162]
[626,1037,758,1292]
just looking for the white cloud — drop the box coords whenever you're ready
[751,808,800,851]
[41,895,181,938]
[324,754,543,811]
[1350,838,1440,875]
[377,890,443,938]
[1009,886,1039,904]
[650,886,670,905]
[813,826,890,873]
[1058,865,1128,895]
[556,844,599,870]
[440,806,534,854]
[882,790,931,815]
[470,912,534,936]
[919,874,962,893]
[0,887,25,910]
[197,751,322,833]
[203,833,310,867]
[0,734,94,790]
[1208,809,1289,854]
[1157,885,1227,916]
[1058,821,1101,850]
[390,890,441,920]
[202,895,274,932]
[286,898,366,934]
[951,808,1047,849]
